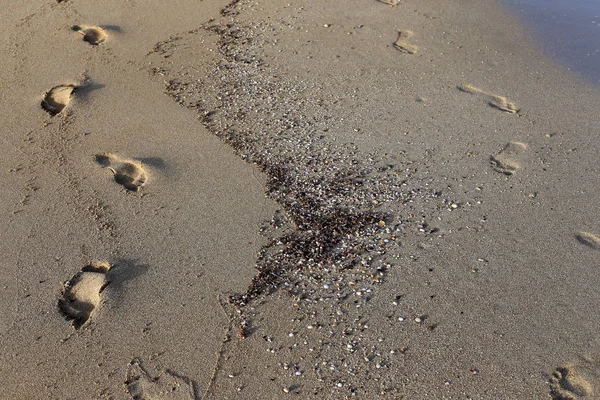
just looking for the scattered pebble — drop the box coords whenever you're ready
[149,6,486,397]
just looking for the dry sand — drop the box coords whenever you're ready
[0,0,599,398]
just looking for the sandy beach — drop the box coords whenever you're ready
[1,0,599,398]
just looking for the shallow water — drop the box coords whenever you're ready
[503,0,600,85]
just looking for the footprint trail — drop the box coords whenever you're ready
[458,84,519,113]
[393,30,417,54]
[96,153,148,191]
[550,359,600,399]
[58,261,111,329]
[72,25,107,45]
[490,141,527,175]
[378,0,399,6]
[41,84,75,116]
[575,232,600,250]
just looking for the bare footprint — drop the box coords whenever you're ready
[125,358,196,400]
[575,232,600,250]
[96,153,148,191]
[71,25,107,45]
[41,84,75,116]
[550,362,597,399]
[58,261,111,329]
[490,141,527,175]
[458,84,519,113]
[393,30,417,54]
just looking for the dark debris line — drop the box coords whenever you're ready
[152,1,434,307]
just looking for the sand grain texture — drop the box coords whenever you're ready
[0,0,599,398]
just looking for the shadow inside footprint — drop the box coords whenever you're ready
[58,261,111,329]
[490,141,527,175]
[394,30,417,54]
[575,232,600,250]
[458,84,519,113]
[96,153,148,191]
[72,25,107,45]
[550,363,594,399]
[41,85,76,116]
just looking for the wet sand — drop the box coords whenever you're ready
[0,0,599,398]
[502,0,600,85]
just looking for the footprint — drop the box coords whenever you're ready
[71,25,107,45]
[550,362,596,399]
[96,153,148,191]
[41,85,75,116]
[458,84,519,113]
[378,0,399,6]
[393,30,417,54]
[575,232,600,250]
[58,261,111,329]
[490,141,527,175]
[125,358,196,400]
